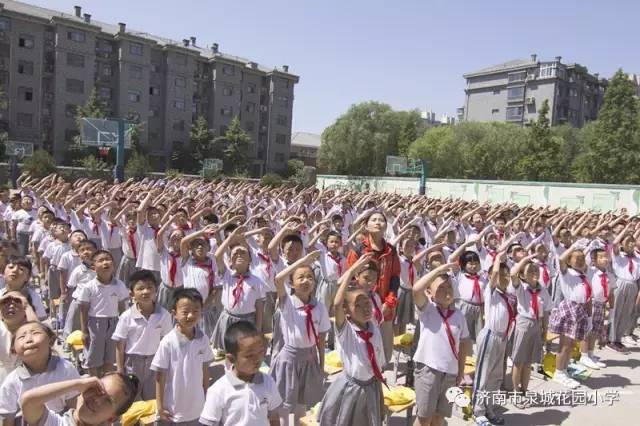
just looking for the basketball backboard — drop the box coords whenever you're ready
[80,118,134,148]
[5,141,34,157]
[385,156,408,175]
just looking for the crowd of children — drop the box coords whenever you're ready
[0,174,639,426]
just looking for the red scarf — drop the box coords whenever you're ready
[180,223,192,232]
[527,287,540,320]
[539,263,550,287]
[437,308,458,360]
[465,274,482,303]
[497,291,515,335]
[628,255,635,274]
[578,272,592,303]
[328,253,343,277]
[196,261,215,292]
[108,222,117,237]
[128,228,137,259]
[487,249,498,263]
[600,271,609,300]
[371,293,382,324]
[231,274,245,308]
[257,252,272,278]
[355,329,386,384]
[151,225,160,239]
[168,252,180,287]
[407,260,415,286]
[300,303,318,345]
[92,219,101,236]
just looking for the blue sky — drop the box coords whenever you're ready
[31,0,640,134]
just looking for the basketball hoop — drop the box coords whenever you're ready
[98,145,110,158]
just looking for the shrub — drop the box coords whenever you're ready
[22,149,57,178]
[260,172,283,187]
[80,155,110,180]
[124,151,151,180]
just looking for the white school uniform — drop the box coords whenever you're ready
[77,278,129,317]
[119,226,139,260]
[11,209,36,234]
[479,247,500,273]
[558,269,592,303]
[135,223,161,271]
[279,293,331,348]
[218,270,266,315]
[337,320,386,381]
[0,356,79,417]
[483,286,514,336]
[319,249,345,284]
[454,272,487,304]
[199,368,282,426]
[111,304,173,355]
[588,267,616,304]
[413,300,469,375]
[67,263,96,299]
[509,283,552,319]
[182,257,216,301]
[249,249,276,292]
[57,251,81,275]
[99,221,123,250]
[611,252,640,282]
[159,249,184,288]
[532,259,556,289]
[399,254,417,289]
[37,233,54,255]
[42,241,70,267]
[150,328,215,422]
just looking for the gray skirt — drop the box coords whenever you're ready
[456,299,484,343]
[210,309,255,350]
[270,345,323,411]
[511,315,543,365]
[394,286,414,328]
[201,300,220,341]
[157,283,181,312]
[316,277,338,313]
[262,291,277,334]
[317,372,383,426]
[270,308,284,361]
[117,256,137,285]
[609,278,640,341]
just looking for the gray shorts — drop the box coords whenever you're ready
[415,363,456,419]
[84,316,118,369]
[48,266,61,300]
[124,353,156,401]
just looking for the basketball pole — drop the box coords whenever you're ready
[419,159,427,195]
[114,118,125,182]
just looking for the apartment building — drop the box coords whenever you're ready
[461,54,606,127]
[290,131,320,167]
[0,1,299,175]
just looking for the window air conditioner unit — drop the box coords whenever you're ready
[526,97,535,104]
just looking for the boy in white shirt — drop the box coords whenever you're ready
[135,191,162,283]
[151,288,214,426]
[78,251,130,377]
[112,270,172,400]
[199,321,281,426]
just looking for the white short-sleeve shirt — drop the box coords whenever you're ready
[413,300,469,375]
[150,328,214,422]
[278,294,331,349]
[454,272,487,304]
[111,303,173,356]
[509,283,552,320]
[12,209,36,234]
[159,249,184,288]
[182,257,216,301]
[218,270,265,314]
[199,369,282,426]
[612,253,640,282]
[135,223,161,271]
[99,221,122,250]
[336,320,386,381]
[57,251,81,273]
[77,278,129,317]
[587,267,616,304]
[558,268,591,304]
[249,249,276,293]
[482,286,513,336]
[0,356,79,417]
[0,322,17,384]
[43,241,70,267]
[67,263,96,299]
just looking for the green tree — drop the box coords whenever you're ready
[22,149,57,178]
[125,151,151,180]
[79,155,110,180]
[213,116,252,175]
[190,115,214,165]
[573,69,640,183]
[286,159,305,178]
[516,100,563,181]
[396,110,426,156]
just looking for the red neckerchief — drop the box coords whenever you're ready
[180,223,191,232]
[257,252,272,278]
[371,293,383,324]
[437,307,458,360]
[168,251,180,287]
[108,222,117,237]
[497,290,515,335]
[92,218,101,236]
[487,248,498,263]
[578,272,592,302]
[355,327,386,384]
[628,255,635,274]
[299,302,318,345]
[231,274,245,308]
[465,273,483,303]
[599,270,609,300]
[151,225,160,239]
[406,258,415,286]
[127,228,137,259]
[196,260,215,292]
[496,230,504,243]
[539,262,550,286]
[527,287,540,320]
[328,253,343,276]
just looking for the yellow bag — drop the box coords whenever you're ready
[383,386,415,406]
[571,342,581,361]
[399,333,414,346]
[542,352,556,376]
[121,400,156,426]
[325,351,343,368]
[66,330,83,347]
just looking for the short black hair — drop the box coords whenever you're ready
[224,320,261,357]
[6,256,32,275]
[103,372,140,415]
[203,213,219,224]
[171,287,203,310]
[78,240,97,250]
[91,250,114,261]
[52,218,68,226]
[128,269,158,289]
[459,251,480,269]
[70,229,88,239]
[326,230,342,241]
[281,234,303,247]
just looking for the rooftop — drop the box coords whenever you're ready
[0,0,297,78]
[291,132,321,148]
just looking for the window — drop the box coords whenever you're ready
[149,109,158,117]
[275,153,285,162]
[222,65,235,76]
[569,88,578,97]
[247,83,256,94]
[98,87,111,99]
[246,102,256,113]
[65,104,76,117]
[150,63,160,73]
[67,30,86,43]
[129,42,143,56]
[175,53,187,66]
[172,119,185,131]
[128,90,141,103]
[130,65,143,79]
[65,129,78,142]
[539,63,557,78]
[174,99,185,110]
[16,113,32,128]
[66,52,85,68]
[277,95,289,107]
[17,61,34,75]
[0,17,10,31]
[66,79,84,94]
[506,106,523,121]
[18,34,34,49]
[223,86,233,96]
[97,41,113,53]
[276,134,287,144]
[507,71,525,83]
[18,86,33,101]
[245,122,255,132]
[175,77,186,88]
[507,86,524,100]
[102,65,112,76]
[276,115,287,126]
[149,86,160,96]
[220,106,233,116]
[492,89,500,95]
[491,108,500,114]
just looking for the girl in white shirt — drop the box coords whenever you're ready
[12,195,36,257]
